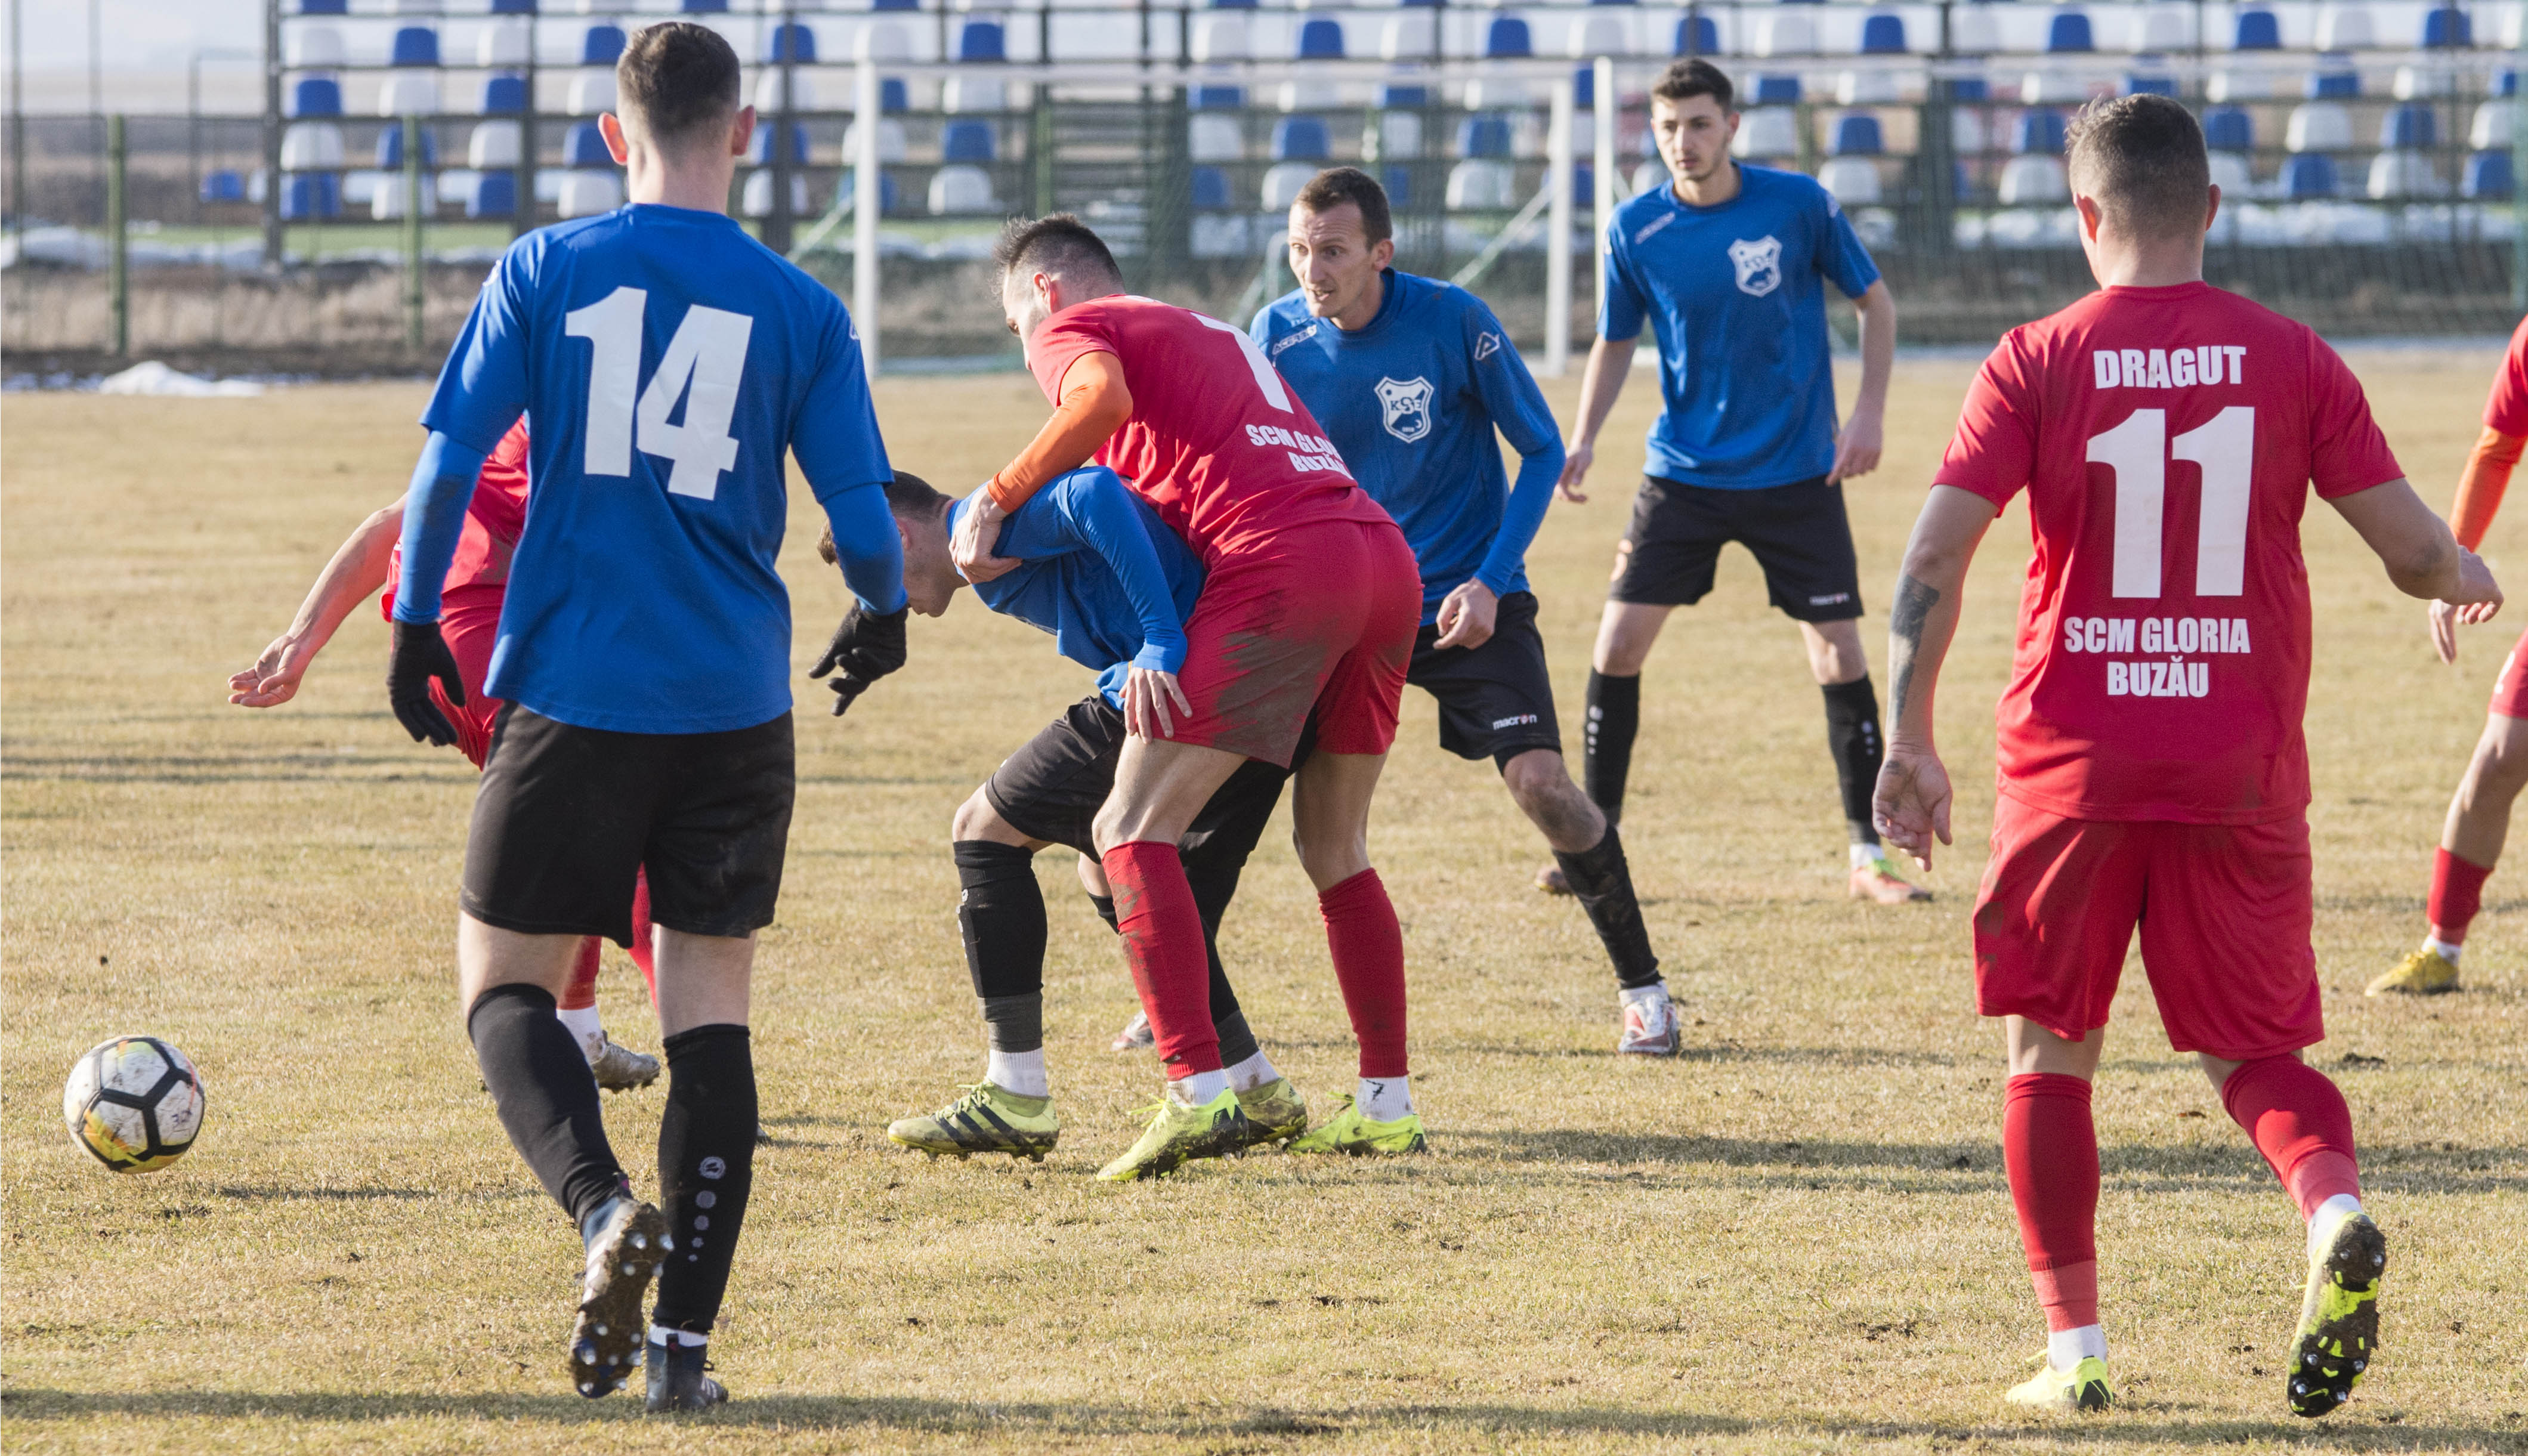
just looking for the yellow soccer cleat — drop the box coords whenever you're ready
[2365,948,2459,997]
[1287,1096,1428,1157]
[886,1083,1059,1163]
[2004,1355,2114,1413]
[2287,1212,2385,1418]
[1234,1077,1310,1149]
[1095,1088,1249,1182]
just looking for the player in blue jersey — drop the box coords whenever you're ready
[382,23,907,1414]
[828,471,1316,1166]
[1248,167,1674,1055]
[1556,58,1927,906]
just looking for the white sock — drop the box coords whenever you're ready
[1169,1068,1230,1106]
[649,1324,706,1348]
[1619,981,1668,1010]
[1357,1074,1414,1122]
[1225,1049,1281,1093]
[2307,1192,2366,1257]
[2425,936,2464,965]
[555,1005,604,1063]
[1850,841,1883,870]
[2048,1324,2107,1371]
[986,1048,1048,1099]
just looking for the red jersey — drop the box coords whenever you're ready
[2485,314,2528,436]
[1937,282,2402,824]
[1025,295,1390,562]
[382,419,530,619]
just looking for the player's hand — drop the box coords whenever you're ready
[1828,407,1885,484]
[2430,598,2463,663]
[230,632,319,708]
[1871,740,1952,873]
[952,491,1022,585]
[385,619,466,747]
[1124,666,1191,739]
[1556,439,1594,503]
[1432,580,1499,650]
[809,602,910,718]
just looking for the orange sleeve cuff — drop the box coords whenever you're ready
[987,351,1133,514]
[2453,426,2524,552]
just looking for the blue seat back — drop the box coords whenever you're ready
[582,23,625,66]
[1191,165,1232,210]
[567,120,614,167]
[1832,114,1884,155]
[2045,11,2094,52]
[943,119,996,163]
[1485,17,1532,58]
[390,27,440,67]
[1456,114,1513,158]
[2384,103,2437,149]
[1675,15,1719,55]
[2281,153,2337,197]
[469,171,518,219]
[1297,18,1345,60]
[1753,74,1801,105]
[1272,115,1331,161]
[2233,9,2280,50]
[2202,106,2254,150]
[1382,85,1429,108]
[281,171,342,220]
[1192,85,1246,110]
[1860,14,1906,55]
[291,77,344,118]
[376,126,439,168]
[2014,108,2066,154]
[2466,150,2515,198]
[2308,65,2359,99]
[481,73,529,115]
[201,168,248,202]
[881,78,910,113]
[2423,6,2472,47]
[959,21,1006,63]
[765,21,815,64]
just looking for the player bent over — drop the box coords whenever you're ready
[1873,95,2501,1418]
[1254,167,1674,1055]
[388,22,907,1412]
[229,421,662,1090]
[2372,314,2527,995]
[1554,59,1924,905]
[825,472,1314,1161]
[957,216,1425,1179]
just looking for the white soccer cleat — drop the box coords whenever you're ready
[1110,1009,1154,1052]
[1617,986,1680,1056]
[588,1035,661,1092]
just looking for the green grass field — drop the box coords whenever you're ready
[4,353,2524,1454]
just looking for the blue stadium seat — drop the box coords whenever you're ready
[1950,76,1989,103]
[2281,153,2337,197]
[2307,63,2360,99]
[1271,116,1331,161]
[1831,114,1884,156]
[295,0,347,14]
[765,21,815,64]
[489,0,535,13]
[2501,69,2520,97]
[1590,0,1635,7]
[2045,11,2094,53]
[1456,114,1514,158]
[481,74,528,115]
[468,171,518,218]
[1191,166,1232,210]
[200,168,248,203]
[2125,72,2177,97]
[943,119,995,163]
[1383,164,1412,207]
[2203,106,2254,150]
[290,77,343,118]
[881,78,909,113]
[2423,6,2472,47]
[582,24,625,67]
[1382,85,1429,108]
[390,27,440,68]
[1574,65,1594,110]
[1210,0,1260,10]
[1297,18,1345,60]
[1753,75,1801,106]
[1396,0,1438,8]
[869,0,916,10]
[746,122,807,166]
[2466,150,2515,197]
[280,172,341,220]
[2382,103,2437,149]
[2014,109,2066,154]
[959,21,1006,64]
[565,121,610,167]
[1859,14,1907,55]
[1572,162,1594,206]
[682,0,730,11]
[376,126,438,169]
[1485,17,1532,59]
[2232,9,2280,50]
[1192,85,1245,110]
[1674,15,1718,55]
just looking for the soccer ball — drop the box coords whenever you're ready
[61,1035,205,1173]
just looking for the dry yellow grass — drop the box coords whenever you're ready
[4,349,2524,1454]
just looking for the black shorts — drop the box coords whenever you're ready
[462,703,795,947]
[1406,590,1565,767]
[1610,474,1865,622]
[984,695,1299,865]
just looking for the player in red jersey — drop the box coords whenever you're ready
[229,421,663,1090]
[1869,97,2499,1418]
[2369,314,2528,996]
[950,215,1423,1179]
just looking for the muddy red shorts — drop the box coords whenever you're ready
[2492,625,2528,720]
[437,587,508,771]
[1971,790,2322,1061]
[1170,518,1419,767]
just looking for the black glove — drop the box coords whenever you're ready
[808,602,909,718]
[387,619,467,747]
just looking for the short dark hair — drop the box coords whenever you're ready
[993,214,1123,289]
[616,22,741,150]
[1649,57,1734,113]
[818,472,947,563]
[2066,94,2212,239]
[1292,166,1392,246]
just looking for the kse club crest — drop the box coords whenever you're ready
[1729,235,1783,298]
[1376,375,1436,443]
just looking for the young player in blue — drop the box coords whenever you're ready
[1250,167,1673,1056]
[380,23,907,1416]
[1556,58,1929,907]
[840,471,1318,1166]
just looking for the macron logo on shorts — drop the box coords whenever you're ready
[1809,592,1853,607]
[1491,713,1541,730]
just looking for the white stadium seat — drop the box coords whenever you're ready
[2286,103,2354,152]
[1189,114,1244,163]
[1190,15,1247,63]
[1997,153,2069,203]
[843,119,909,164]
[468,120,521,170]
[1733,107,1802,158]
[2313,6,2375,50]
[1445,159,1518,209]
[476,20,530,68]
[928,164,999,215]
[280,121,346,171]
[558,171,624,218]
[285,26,347,68]
[376,72,438,118]
[2366,151,2442,199]
[1816,156,1883,205]
[741,169,809,218]
[2473,101,2512,151]
[570,71,617,116]
[1753,10,1816,58]
[755,70,817,113]
[1260,161,1319,211]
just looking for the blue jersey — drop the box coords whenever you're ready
[416,203,894,734]
[956,466,1202,707]
[1253,270,1564,624]
[1599,165,1881,490]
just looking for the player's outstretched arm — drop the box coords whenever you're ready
[958,353,1133,584]
[2329,478,2504,630]
[1828,281,1896,484]
[1872,484,1999,871]
[1444,314,1566,650]
[230,499,403,708]
[808,482,912,719]
[385,431,490,747]
[2430,428,2524,661]
[1559,337,1634,503]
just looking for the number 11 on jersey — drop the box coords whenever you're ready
[2088,405,2255,598]
[564,285,756,500]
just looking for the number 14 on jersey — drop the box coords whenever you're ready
[565,286,756,500]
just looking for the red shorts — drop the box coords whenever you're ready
[438,589,507,771]
[1971,790,2322,1061]
[1172,518,1419,768]
[2492,625,2528,720]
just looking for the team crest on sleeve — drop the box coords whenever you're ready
[1374,376,1436,443]
[1729,236,1784,298]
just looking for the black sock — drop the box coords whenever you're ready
[956,840,1045,1002]
[1821,675,1884,845]
[981,993,1044,1055]
[1087,892,1118,933]
[651,1024,755,1337]
[466,984,626,1228]
[1214,1009,1262,1069]
[1552,824,1663,990]
[1583,671,1641,826]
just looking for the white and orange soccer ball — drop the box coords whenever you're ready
[61,1035,205,1173]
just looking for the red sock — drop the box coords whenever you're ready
[2221,1056,2362,1219]
[2428,846,2492,942]
[2003,1073,2100,1331]
[1099,841,1222,1075]
[560,936,601,1012]
[627,867,657,1005]
[1318,868,1408,1080]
